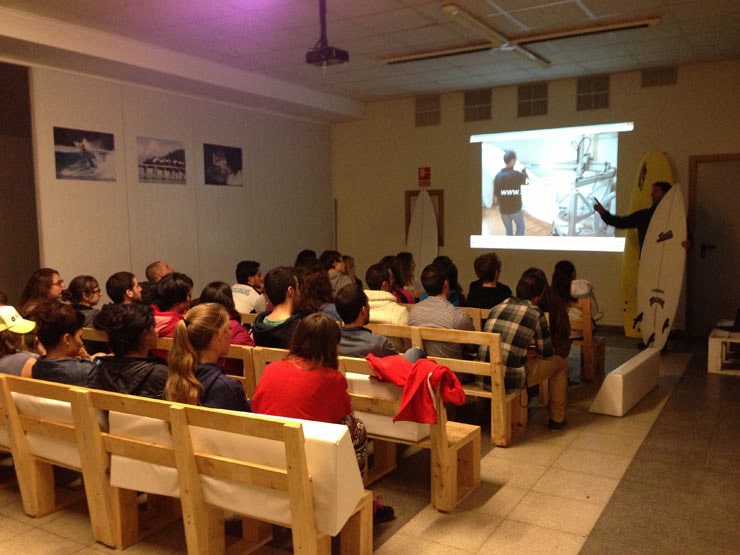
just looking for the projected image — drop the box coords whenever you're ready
[471,122,633,252]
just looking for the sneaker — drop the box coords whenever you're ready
[548,418,568,432]
[373,497,396,524]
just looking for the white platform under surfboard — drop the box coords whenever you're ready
[589,348,661,417]
[636,183,687,350]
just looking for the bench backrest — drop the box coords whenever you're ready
[459,307,489,331]
[570,296,593,343]
[239,312,258,325]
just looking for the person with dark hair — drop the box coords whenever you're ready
[319,250,353,298]
[480,268,568,431]
[493,149,529,236]
[594,181,672,250]
[551,260,601,340]
[63,275,102,326]
[467,253,512,309]
[93,303,167,399]
[529,269,570,360]
[380,255,414,304]
[141,260,174,305]
[152,272,193,344]
[294,249,318,270]
[294,264,341,321]
[105,271,143,304]
[232,260,267,314]
[166,303,249,411]
[409,264,475,359]
[21,301,100,387]
[251,266,303,348]
[335,284,398,358]
[419,256,465,306]
[252,313,375,480]
[18,268,65,316]
[363,263,408,325]
[0,306,39,375]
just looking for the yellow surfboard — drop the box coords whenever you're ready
[620,151,674,338]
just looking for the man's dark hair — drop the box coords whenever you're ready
[319,250,342,271]
[516,268,547,301]
[365,263,390,291]
[33,301,84,350]
[263,266,296,306]
[335,283,367,324]
[420,264,446,296]
[95,302,155,357]
[653,181,672,193]
[235,260,260,284]
[475,252,502,282]
[106,271,136,304]
[198,281,237,314]
[504,150,516,164]
[156,272,193,311]
[294,249,317,269]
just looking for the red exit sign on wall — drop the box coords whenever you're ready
[418,166,430,187]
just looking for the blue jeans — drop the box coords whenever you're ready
[502,210,525,236]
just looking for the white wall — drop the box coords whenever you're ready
[333,60,740,329]
[30,68,333,298]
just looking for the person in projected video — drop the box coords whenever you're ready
[493,150,529,236]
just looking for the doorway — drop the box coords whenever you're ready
[687,153,740,336]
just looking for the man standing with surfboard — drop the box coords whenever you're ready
[593,181,671,251]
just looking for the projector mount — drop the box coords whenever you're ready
[306,0,349,67]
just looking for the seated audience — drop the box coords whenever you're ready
[364,263,409,325]
[397,251,421,297]
[419,256,465,306]
[104,271,143,305]
[152,272,193,337]
[231,260,267,314]
[21,301,99,387]
[294,249,318,270]
[251,266,303,348]
[198,281,254,374]
[141,260,174,305]
[93,302,167,399]
[409,264,475,359]
[319,250,353,298]
[295,264,341,321]
[380,255,414,304]
[63,275,102,326]
[165,303,249,411]
[529,269,570,359]
[252,313,369,467]
[343,254,363,288]
[0,305,39,375]
[466,252,512,309]
[19,268,65,316]
[335,284,398,358]
[551,260,601,337]
[480,269,568,431]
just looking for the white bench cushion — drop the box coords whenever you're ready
[346,372,430,442]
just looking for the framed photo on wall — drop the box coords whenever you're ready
[53,126,116,181]
[203,143,243,186]
[137,137,186,185]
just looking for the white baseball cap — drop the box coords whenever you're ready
[0,306,36,334]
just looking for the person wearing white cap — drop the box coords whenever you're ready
[0,305,40,375]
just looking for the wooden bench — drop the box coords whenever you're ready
[460,307,490,331]
[238,311,259,326]
[0,374,372,553]
[570,297,606,381]
[340,355,480,513]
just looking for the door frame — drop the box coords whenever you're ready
[687,152,740,335]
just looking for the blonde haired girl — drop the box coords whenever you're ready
[166,303,249,411]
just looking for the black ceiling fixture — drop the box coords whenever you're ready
[305,0,349,67]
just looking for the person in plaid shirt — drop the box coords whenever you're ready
[479,268,568,431]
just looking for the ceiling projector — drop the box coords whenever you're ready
[306,45,349,66]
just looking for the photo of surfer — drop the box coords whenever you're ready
[203,143,243,186]
[53,127,115,181]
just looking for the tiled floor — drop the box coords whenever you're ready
[0,340,722,554]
